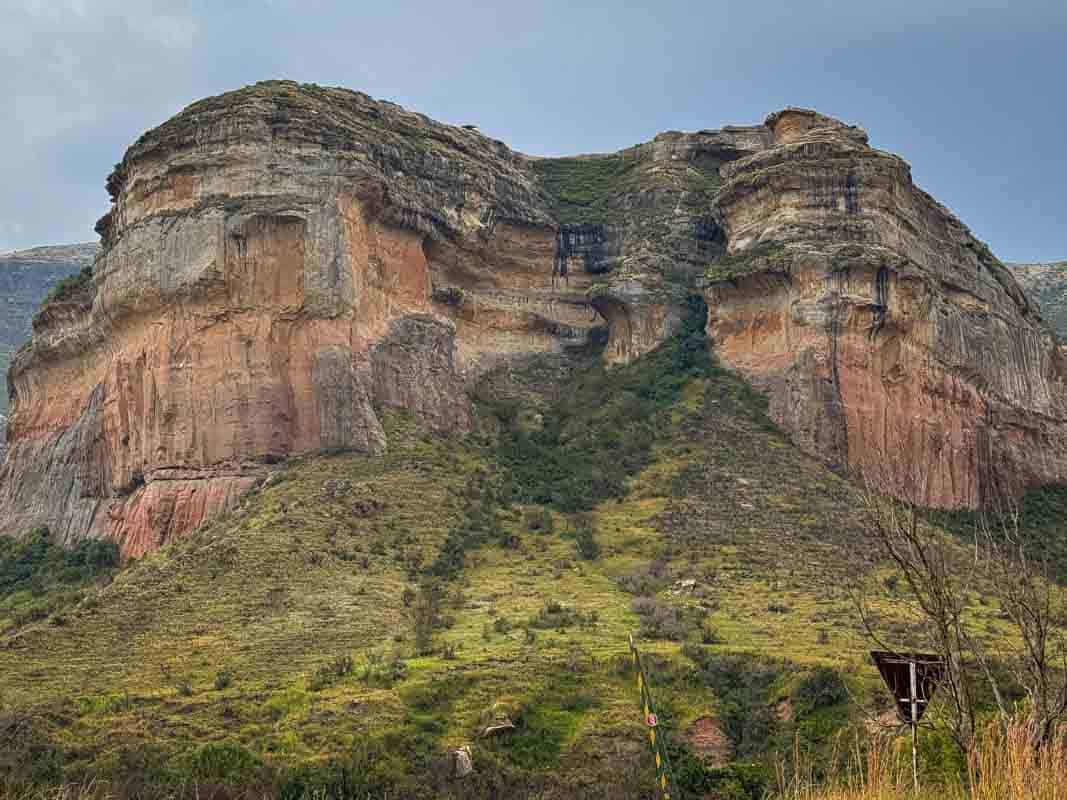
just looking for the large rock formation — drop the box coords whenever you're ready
[1,84,1062,556]
[706,108,1067,507]
[0,83,610,557]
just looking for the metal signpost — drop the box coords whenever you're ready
[870,651,945,793]
[630,634,678,800]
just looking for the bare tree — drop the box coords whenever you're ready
[853,466,981,750]
[854,463,1067,751]
[974,501,1067,743]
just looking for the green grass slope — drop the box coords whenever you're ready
[0,311,1023,798]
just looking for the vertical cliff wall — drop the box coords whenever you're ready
[706,108,1067,507]
[0,83,607,557]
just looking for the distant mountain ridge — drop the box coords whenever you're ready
[0,242,98,266]
[1010,261,1067,339]
[0,242,97,419]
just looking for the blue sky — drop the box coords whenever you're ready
[1,0,1064,261]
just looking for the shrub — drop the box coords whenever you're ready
[309,655,354,691]
[0,528,120,601]
[682,649,788,758]
[357,652,408,687]
[570,513,600,561]
[431,286,464,306]
[44,265,94,304]
[412,580,443,656]
[523,508,555,534]
[631,596,696,641]
[213,671,232,691]
[618,559,670,595]
[792,666,849,715]
[528,600,597,631]
[178,741,262,782]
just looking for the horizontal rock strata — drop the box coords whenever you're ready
[2,88,1063,556]
[706,108,1067,507]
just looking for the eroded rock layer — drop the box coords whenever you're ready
[2,87,1062,555]
[0,83,605,557]
[706,108,1067,507]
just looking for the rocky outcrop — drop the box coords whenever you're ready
[706,108,1067,507]
[534,127,769,363]
[2,86,1061,555]
[0,82,603,557]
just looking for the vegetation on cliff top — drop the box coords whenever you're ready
[531,154,639,225]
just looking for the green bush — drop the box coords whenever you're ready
[412,580,443,656]
[682,648,786,758]
[570,514,600,561]
[523,508,554,534]
[631,596,696,641]
[672,755,771,800]
[307,655,354,691]
[0,528,120,604]
[792,667,849,715]
[527,600,597,631]
[177,741,262,782]
[44,265,93,304]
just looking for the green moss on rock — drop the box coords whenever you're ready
[704,240,788,284]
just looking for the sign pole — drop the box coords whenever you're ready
[629,634,677,800]
[870,651,945,796]
[910,660,919,793]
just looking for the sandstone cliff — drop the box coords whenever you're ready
[706,108,1067,507]
[0,82,606,557]
[1,84,1062,557]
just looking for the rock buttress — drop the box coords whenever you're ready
[0,81,606,557]
[706,108,1067,508]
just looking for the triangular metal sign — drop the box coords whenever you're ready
[870,651,945,724]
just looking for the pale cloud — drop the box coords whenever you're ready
[0,0,1063,260]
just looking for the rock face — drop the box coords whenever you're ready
[706,108,1067,507]
[1,85,1062,555]
[0,83,597,557]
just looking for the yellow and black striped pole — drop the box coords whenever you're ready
[630,634,678,800]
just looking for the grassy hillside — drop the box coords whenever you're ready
[0,311,1030,798]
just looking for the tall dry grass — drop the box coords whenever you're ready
[776,718,1067,800]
